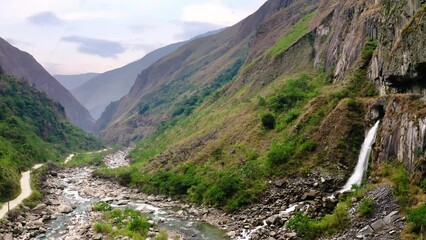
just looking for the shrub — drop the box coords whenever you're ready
[288,203,349,239]
[358,197,376,217]
[93,201,112,212]
[267,141,294,165]
[391,165,410,205]
[211,148,223,160]
[284,109,300,124]
[155,229,169,240]
[261,113,276,129]
[94,222,112,234]
[139,105,149,115]
[127,217,150,235]
[407,204,426,234]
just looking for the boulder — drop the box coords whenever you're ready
[3,234,13,240]
[57,204,73,214]
[383,211,399,224]
[32,204,47,211]
[266,215,279,225]
[301,190,318,201]
[356,225,374,238]
[371,219,387,231]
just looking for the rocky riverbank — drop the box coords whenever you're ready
[0,149,406,240]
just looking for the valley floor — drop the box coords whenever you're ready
[0,149,407,240]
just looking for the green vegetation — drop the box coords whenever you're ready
[93,201,113,212]
[357,197,376,217]
[154,230,169,240]
[93,202,151,239]
[97,38,380,215]
[171,59,244,117]
[0,74,103,203]
[288,203,349,239]
[261,113,276,129]
[22,165,47,208]
[65,149,112,167]
[406,204,426,237]
[391,165,411,206]
[266,12,316,58]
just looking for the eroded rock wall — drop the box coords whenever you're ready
[370,0,426,96]
[367,96,426,175]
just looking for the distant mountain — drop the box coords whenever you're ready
[54,73,99,91]
[0,37,95,132]
[72,29,223,120]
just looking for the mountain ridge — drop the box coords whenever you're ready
[0,38,95,132]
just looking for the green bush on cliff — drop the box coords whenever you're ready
[407,204,426,235]
[357,197,376,217]
[261,113,276,129]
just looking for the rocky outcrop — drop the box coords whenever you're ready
[367,95,426,175]
[370,0,426,96]
[329,185,405,240]
[312,0,380,80]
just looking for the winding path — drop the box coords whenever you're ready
[0,164,44,219]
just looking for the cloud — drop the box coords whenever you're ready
[61,36,126,58]
[27,11,64,26]
[177,21,222,39]
[5,38,32,47]
[181,3,247,26]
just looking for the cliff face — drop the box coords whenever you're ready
[365,0,426,176]
[0,38,95,132]
[368,96,426,176]
[370,0,426,96]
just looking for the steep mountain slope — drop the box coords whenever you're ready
[97,0,426,239]
[97,0,320,141]
[0,38,95,132]
[0,72,102,203]
[73,30,223,120]
[72,42,188,120]
[54,73,99,91]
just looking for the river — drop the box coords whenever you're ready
[36,151,229,240]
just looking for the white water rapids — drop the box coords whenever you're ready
[339,121,380,193]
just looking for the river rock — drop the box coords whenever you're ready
[57,204,73,214]
[46,199,61,206]
[33,204,47,211]
[3,233,13,240]
[301,190,318,200]
[266,215,279,225]
[117,200,130,205]
[93,233,103,240]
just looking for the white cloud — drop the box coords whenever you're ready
[181,2,248,26]
[0,0,267,75]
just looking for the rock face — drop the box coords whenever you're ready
[370,0,426,96]
[0,37,95,132]
[367,95,426,175]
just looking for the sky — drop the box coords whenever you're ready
[0,0,267,75]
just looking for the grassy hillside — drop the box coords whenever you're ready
[0,74,103,202]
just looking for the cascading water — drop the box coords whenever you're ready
[339,121,380,193]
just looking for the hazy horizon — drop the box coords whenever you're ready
[0,0,267,75]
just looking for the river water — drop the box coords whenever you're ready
[38,167,228,240]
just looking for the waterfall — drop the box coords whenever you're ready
[339,121,380,193]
